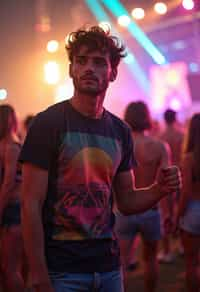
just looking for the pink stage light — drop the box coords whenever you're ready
[150,62,192,114]
[182,0,194,10]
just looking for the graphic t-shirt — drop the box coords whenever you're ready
[20,100,135,272]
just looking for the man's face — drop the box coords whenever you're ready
[69,46,116,95]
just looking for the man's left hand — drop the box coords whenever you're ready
[157,165,182,195]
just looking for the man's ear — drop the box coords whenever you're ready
[110,68,117,82]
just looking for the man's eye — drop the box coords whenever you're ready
[77,58,86,64]
[95,58,106,65]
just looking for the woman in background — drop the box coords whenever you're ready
[176,113,200,292]
[0,104,25,291]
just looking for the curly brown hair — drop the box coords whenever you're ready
[65,25,126,70]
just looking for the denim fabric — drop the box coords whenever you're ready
[49,269,124,292]
[115,209,162,241]
[179,200,200,235]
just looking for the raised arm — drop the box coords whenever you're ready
[21,163,54,292]
[113,164,180,216]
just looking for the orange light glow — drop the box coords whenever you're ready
[44,61,60,85]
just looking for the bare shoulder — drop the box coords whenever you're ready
[148,136,169,153]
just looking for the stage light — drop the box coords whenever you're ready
[131,8,145,20]
[154,2,167,15]
[182,0,194,10]
[170,98,182,111]
[117,15,131,27]
[101,0,167,65]
[44,61,60,85]
[0,89,7,100]
[166,69,180,86]
[46,40,59,53]
[98,21,111,32]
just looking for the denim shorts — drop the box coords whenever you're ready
[179,200,200,235]
[49,269,124,292]
[1,201,21,227]
[115,209,162,242]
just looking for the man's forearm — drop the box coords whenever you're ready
[21,202,50,286]
[118,183,164,215]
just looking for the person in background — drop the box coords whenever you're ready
[160,109,184,168]
[149,119,161,139]
[24,115,34,132]
[20,25,181,292]
[115,101,171,292]
[176,113,200,292]
[21,114,35,143]
[0,104,26,292]
[158,108,184,263]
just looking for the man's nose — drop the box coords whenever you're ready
[84,59,95,71]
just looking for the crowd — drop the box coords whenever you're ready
[0,25,199,292]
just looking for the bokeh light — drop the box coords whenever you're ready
[182,0,194,10]
[154,2,168,15]
[0,89,7,100]
[117,15,131,27]
[46,40,59,53]
[131,8,145,20]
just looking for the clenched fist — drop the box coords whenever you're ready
[157,165,182,195]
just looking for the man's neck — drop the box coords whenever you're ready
[70,93,105,119]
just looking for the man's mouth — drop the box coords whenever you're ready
[81,76,98,82]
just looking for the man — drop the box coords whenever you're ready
[115,101,171,292]
[158,109,184,263]
[20,26,180,292]
[160,109,184,168]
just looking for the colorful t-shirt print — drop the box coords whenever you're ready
[53,132,122,241]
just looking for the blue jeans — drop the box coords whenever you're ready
[49,269,124,292]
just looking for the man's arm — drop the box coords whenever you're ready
[113,165,180,215]
[21,163,54,292]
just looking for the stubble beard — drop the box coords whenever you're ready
[73,79,109,97]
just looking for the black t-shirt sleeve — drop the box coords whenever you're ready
[19,111,57,170]
[117,126,137,173]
